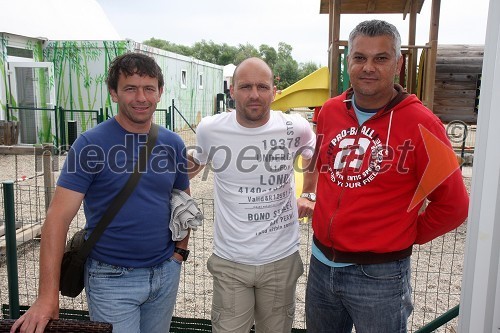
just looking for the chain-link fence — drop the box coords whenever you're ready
[1,178,470,332]
[0,119,475,332]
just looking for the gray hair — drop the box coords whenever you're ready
[348,20,402,60]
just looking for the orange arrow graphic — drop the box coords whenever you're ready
[408,124,461,211]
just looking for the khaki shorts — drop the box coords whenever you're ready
[207,251,304,333]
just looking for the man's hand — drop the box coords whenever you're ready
[297,197,315,219]
[10,298,59,333]
[11,187,83,333]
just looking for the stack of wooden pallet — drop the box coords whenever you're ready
[0,121,19,145]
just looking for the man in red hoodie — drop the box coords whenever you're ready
[306,20,469,332]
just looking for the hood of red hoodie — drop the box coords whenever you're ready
[342,84,418,118]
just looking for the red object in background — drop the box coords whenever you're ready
[312,106,321,124]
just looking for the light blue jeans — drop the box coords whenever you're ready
[85,256,182,333]
[305,255,413,333]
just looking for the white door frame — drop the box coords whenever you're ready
[7,61,56,108]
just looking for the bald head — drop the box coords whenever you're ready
[229,57,276,128]
[232,57,274,86]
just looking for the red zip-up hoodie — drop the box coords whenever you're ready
[313,85,469,264]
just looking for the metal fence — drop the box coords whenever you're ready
[0,118,475,332]
[5,101,199,150]
[6,105,105,150]
[0,176,470,332]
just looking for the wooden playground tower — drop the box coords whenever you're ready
[273,0,481,124]
[322,0,448,115]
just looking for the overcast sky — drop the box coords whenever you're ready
[96,0,489,66]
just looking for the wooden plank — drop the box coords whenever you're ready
[423,39,438,109]
[435,73,478,82]
[433,105,476,114]
[0,224,43,257]
[0,121,19,146]
[0,222,23,237]
[437,114,477,123]
[319,0,425,14]
[43,145,55,211]
[436,64,483,73]
[329,0,341,97]
[367,0,377,12]
[434,90,477,98]
[437,49,484,57]
[0,145,44,155]
[433,98,475,107]
[406,0,418,93]
[434,81,477,90]
[436,57,484,65]
[403,0,411,18]
[438,44,485,50]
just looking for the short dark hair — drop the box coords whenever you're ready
[348,20,402,60]
[106,52,164,92]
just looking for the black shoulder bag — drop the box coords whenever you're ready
[59,123,159,297]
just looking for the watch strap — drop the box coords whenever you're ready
[174,247,190,261]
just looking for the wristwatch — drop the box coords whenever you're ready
[174,247,190,261]
[300,192,316,202]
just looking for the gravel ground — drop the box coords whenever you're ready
[0,144,472,332]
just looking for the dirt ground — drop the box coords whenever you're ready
[0,136,472,332]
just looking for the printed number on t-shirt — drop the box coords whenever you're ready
[262,138,300,150]
[238,186,263,194]
[333,138,370,170]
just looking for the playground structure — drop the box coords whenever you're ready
[271,67,330,112]
[272,0,483,127]
[274,0,482,200]
[426,44,483,123]
[2,1,496,331]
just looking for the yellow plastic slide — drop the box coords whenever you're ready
[271,66,330,111]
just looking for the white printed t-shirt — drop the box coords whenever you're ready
[192,111,315,265]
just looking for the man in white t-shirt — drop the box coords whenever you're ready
[188,57,317,333]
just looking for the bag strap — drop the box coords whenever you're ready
[76,123,159,260]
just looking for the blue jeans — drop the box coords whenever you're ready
[305,255,413,333]
[85,256,182,333]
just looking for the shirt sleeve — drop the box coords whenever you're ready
[191,118,210,165]
[57,134,98,194]
[414,119,470,244]
[172,136,190,191]
[298,116,316,160]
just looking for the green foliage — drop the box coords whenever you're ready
[143,38,193,57]
[259,44,278,69]
[142,38,322,90]
[299,61,320,79]
[234,44,261,65]
[218,43,238,66]
[273,42,298,90]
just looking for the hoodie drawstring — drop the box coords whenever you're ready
[385,110,393,156]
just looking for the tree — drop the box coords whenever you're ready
[218,43,239,66]
[234,44,260,64]
[143,38,192,57]
[141,38,320,90]
[191,40,223,64]
[259,44,278,69]
[273,42,299,90]
[298,61,320,79]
